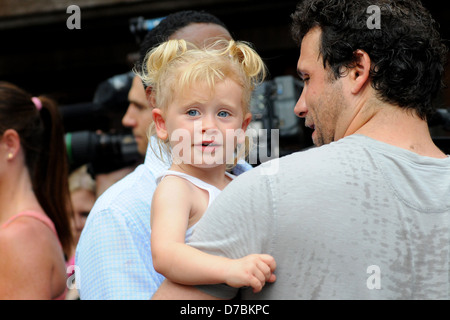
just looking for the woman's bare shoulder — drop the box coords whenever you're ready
[0,216,60,263]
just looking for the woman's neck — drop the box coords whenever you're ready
[0,165,41,225]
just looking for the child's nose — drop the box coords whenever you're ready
[201,115,218,132]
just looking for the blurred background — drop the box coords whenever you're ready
[1,0,449,169]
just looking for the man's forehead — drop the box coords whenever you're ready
[297,27,322,72]
[129,76,147,102]
[169,23,232,46]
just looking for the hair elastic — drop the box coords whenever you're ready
[32,97,42,110]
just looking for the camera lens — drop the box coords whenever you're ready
[65,131,141,174]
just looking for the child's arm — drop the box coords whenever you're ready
[151,177,276,292]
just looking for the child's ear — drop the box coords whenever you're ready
[152,108,168,141]
[237,112,252,144]
[241,112,252,132]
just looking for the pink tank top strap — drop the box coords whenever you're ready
[0,211,58,236]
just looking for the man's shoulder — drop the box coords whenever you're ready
[90,164,157,218]
[281,135,367,161]
[77,164,156,253]
[248,135,368,180]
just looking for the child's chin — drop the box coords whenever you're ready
[191,162,225,169]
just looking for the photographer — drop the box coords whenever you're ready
[88,69,155,196]
[63,71,142,196]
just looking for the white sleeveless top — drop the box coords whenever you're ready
[156,170,235,241]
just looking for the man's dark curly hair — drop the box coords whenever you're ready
[137,10,229,73]
[291,0,448,120]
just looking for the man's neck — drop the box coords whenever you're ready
[351,104,446,158]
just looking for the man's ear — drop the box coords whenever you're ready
[146,86,156,108]
[152,108,168,141]
[349,49,371,94]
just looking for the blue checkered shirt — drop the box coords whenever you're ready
[75,138,252,299]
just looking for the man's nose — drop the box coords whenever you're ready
[294,91,308,118]
[122,105,137,128]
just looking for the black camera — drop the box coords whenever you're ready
[129,16,165,44]
[430,108,450,154]
[248,75,312,165]
[65,131,140,175]
[61,71,142,175]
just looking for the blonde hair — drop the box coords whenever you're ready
[68,165,96,194]
[135,39,266,167]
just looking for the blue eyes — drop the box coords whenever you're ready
[187,110,230,117]
[187,110,199,116]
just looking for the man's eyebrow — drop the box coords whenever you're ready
[129,98,148,109]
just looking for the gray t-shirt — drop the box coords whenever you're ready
[189,134,450,299]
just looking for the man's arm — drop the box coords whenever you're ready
[152,279,223,300]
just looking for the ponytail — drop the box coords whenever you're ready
[33,96,73,257]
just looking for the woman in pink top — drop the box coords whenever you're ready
[0,82,73,299]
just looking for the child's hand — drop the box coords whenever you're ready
[225,254,276,293]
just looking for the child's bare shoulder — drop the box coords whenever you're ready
[155,175,195,198]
